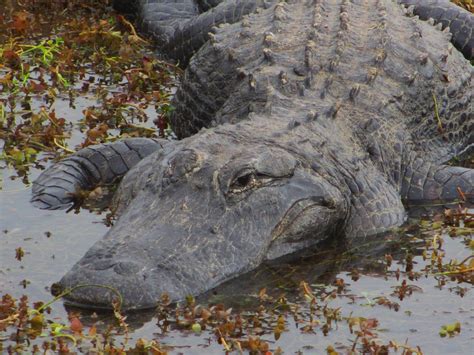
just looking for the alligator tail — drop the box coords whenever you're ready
[31,138,166,210]
[114,0,271,66]
[398,0,473,59]
[166,0,270,65]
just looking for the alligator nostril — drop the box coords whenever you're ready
[91,260,116,270]
[113,261,141,275]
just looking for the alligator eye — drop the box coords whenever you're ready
[236,173,255,187]
[229,171,258,193]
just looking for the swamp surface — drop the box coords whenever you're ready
[1,1,473,354]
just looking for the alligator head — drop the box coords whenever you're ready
[57,126,348,310]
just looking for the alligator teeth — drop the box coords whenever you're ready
[407,5,415,16]
[434,23,443,31]
[427,18,435,26]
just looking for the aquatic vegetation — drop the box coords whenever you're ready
[452,0,474,12]
[1,206,472,353]
[0,1,472,353]
[0,0,177,182]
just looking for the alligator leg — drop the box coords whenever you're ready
[343,164,473,237]
[398,0,473,59]
[401,159,474,205]
[31,138,167,210]
[344,171,407,238]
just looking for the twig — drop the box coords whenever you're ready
[53,138,75,153]
[432,93,444,134]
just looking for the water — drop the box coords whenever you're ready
[0,10,472,351]
[1,163,472,353]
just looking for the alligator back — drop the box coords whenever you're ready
[172,0,473,165]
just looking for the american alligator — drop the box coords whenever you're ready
[32,0,473,310]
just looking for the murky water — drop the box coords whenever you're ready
[1,23,473,355]
[1,152,473,353]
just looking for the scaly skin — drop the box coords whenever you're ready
[114,0,271,65]
[32,138,165,209]
[398,0,473,58]
[113,0,473,65]
[33,0,473,310]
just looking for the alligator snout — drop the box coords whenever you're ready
[58,254,181,310]
[81,259,143,275]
